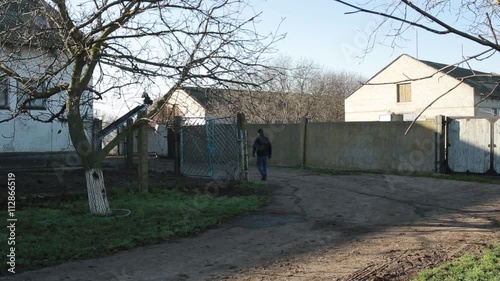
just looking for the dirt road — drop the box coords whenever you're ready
[2,167,499,281]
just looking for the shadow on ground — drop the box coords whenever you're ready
[1,166,499,281]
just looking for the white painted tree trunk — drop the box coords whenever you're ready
[85,168,112,216]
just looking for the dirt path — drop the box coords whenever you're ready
[2,167,499,281]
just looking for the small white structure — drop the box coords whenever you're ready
[152,87,209,126]
[345,54,500,121]
[114,123,168,157]
[166,87,208,122]
[110,87,209,158]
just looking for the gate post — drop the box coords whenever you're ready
[435,115,446,173]
[174,116,182,175]
[206,118,215,178]
[126,118,134,169]
[444,116,452,173]
[237,113,248,183]
[137,112,149,192]
[488,118,496,175]
[299,117,309,167]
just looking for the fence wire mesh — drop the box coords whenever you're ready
[180,116,245,180]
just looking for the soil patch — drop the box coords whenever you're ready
[1,167,498,281]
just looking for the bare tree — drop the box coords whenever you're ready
[333,0,500,130]
[333,1,499,53]
[206,57,364,123]
[0,0,282,215]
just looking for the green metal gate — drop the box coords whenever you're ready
[180,116,247,180]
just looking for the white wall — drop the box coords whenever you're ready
[168,89,206,118]
[345,54,476,121]
[0,46,92,153]
[0,115,74,152]
[473,95,500,117]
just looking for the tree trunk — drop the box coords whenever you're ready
[85,168,112,216]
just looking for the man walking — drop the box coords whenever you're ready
[252,128,272,181]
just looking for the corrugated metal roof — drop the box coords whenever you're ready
[182,87,213,107]
[419,59,500,96]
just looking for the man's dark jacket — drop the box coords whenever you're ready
[252,135,272,158]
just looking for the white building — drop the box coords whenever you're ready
[0,0,93,160]
[345,54,500,122]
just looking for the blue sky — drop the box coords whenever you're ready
[95,0,499,118]
[252,0,499,78]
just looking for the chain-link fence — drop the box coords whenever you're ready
[180,116,247,180]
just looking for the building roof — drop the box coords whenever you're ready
[181,87,212,108]
[0,0,62,48]
[419,59,500,97]
[346,54,500,99]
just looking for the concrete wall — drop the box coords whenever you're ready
[246,119,440,173]
[246,123,303,166]
[345,54,483,121]
[305,121,436,172]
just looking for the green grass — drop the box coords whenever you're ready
[412,244,500,281]
[1,188,264,274]
[236,181,263,191]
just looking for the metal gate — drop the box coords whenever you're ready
[447,117,500,174]
[180,116,248,180]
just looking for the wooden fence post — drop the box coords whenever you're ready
[137,112,148,192]
[126,119,134,169]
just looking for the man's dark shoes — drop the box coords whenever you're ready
[262,175,267,181]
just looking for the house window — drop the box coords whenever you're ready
[397,83,412,102]
[0,78,8,108]
[17,81,47,109]
[492,108,498,116]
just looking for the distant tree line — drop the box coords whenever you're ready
[206,57,365,123]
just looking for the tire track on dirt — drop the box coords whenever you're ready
[300,174,500,223]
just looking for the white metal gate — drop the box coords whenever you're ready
[447,117,500,174]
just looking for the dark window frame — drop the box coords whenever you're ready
[397,83,412,103]
[0,78,8,109]
[16,81,47,110]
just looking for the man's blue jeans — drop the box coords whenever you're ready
[256,156,268,179]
